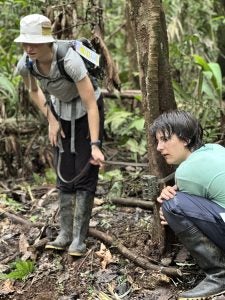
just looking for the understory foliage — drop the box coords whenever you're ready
[164,0,225,141]
[1,0,225,179]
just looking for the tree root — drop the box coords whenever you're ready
[1,209,182,277]
[89,228,182,277]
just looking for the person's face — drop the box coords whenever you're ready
[22,43,50,60]
[156,131,191,165]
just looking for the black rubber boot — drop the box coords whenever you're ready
[45,192,74,250]
[177,225,225,300]
[68,190,94,256]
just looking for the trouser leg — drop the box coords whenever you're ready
[162,192,225,250]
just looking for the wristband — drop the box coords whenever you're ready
[90,140,101,147]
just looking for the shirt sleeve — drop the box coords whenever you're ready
[63,47,87,82]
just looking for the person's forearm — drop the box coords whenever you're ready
[29,87,56,123]
[87,106,100,143]
[23,75,56,123]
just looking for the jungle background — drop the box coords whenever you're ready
[1,0,225,299]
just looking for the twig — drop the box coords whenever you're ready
[74,248,94,274]
[104,160,148,167]
[0,252,18,264]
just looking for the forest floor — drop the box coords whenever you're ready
[1,159,225,300]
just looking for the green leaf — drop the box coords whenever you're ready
[99,169,123,181]
[193,55,210,71]
[45,168,57,184]
[208,62,222,98]
[0,75,17,101]
[105,111,132,132]
[128,117,145,131]
[125,138,146,155]
[172,81,192,102]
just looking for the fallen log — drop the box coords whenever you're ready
[110,197,153,209]
[89,228,182,278]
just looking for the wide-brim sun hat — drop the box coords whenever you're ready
[14,14,55,43]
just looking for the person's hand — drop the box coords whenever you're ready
[48,118,65,147]
[159,207,168,225]
[90,145,105,168]
[157,185,177,226]
[157,185,177,204]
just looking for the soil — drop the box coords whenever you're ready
[1,173,225,300]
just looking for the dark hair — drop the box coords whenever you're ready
[150,110,204,151]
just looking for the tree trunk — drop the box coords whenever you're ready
[125,2,140,89]
[127,0,177,255]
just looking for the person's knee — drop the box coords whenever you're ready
[162,198,176,215]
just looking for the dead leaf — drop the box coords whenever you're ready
[95,243,113,269]
[19,233,29,254]
[19,233,37,261]
[94,197,104,206]
[0,279,15,294]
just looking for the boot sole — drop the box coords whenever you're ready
[178,289,225,300]
[68,251,85,257]
[45,244,66,250]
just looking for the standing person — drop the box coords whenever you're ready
[150,110,225,299]
[14,14,105,256]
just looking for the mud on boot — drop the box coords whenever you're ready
[68,190,94,256]
[45,192,74,250]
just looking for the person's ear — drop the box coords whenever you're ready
[183,139,190,147]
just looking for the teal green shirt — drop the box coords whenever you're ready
[176,144,225,209]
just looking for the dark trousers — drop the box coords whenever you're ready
[53,96,104,194]
[162,192,225,251]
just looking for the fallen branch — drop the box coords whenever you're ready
[89,228,182,277]
[110,197,153,210]
[1,209,182,277]
[0,209,43,229]
[101,88,141,99]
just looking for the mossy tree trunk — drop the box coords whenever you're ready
[127,0,177,254]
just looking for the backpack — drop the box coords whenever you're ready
[25,37,104,89]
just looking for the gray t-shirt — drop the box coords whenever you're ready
[16,42,101,120]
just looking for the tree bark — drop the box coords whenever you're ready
[127,0,177,254]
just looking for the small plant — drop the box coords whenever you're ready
[99,169,123,182]
[103,203,116,211]
[0,260,35,281]
[104,101,147,159]
[33,168,56,185]
[0,194,24,212]
[45,168,57,184]
[174,55,223,142]
[100,219,112,229]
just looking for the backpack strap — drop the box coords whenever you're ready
[25,55,46,80]
[56,41,99,90]
[56,42,74,82]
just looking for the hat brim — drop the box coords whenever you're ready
[14,34,55,43]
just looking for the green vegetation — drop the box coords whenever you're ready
[0,260,35,281]
[1,0,225,171]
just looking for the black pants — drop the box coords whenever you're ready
[162,192,225,251]
[54,96,104,193]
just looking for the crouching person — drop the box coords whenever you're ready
[150,110,225,299]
